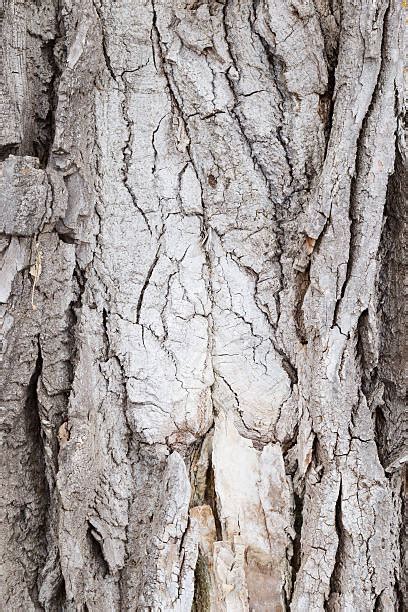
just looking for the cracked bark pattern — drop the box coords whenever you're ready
[0,0,406,610]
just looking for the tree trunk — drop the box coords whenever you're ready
[0,0,406,610]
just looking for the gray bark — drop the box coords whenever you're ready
[0,0,406,610]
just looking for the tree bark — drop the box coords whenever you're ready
[0,0,406,610]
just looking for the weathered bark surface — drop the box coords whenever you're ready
[0,0,406,610]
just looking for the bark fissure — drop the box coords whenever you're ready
[121,88,153,233]
[23,338,49,607]
[325,480,343,609]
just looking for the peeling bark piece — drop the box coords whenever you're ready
[212,413,293,610]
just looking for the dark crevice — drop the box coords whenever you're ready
[136,247,161,324]
[281,355,298,385]
[0,1,62,166]
[101,307,110,360]
[375,142,407,474]
[374,404,388,468]
[396,468,407,610]
[294,265,310,345]
[317,0,341,159]
[23,338,49,607]
[319,62,337,162]
[87,522,110,577]
[356,309,372,377]
[191,433,222,610]
[311,435,323,479]
[325,480,344,609]
[204,459,222,542]
[40,35,61,166]
[376,123,407,605]
[29,11,62,167]
[289,490,303,600]
[71,264,87,325]
[56,231,76,244]
[65,263,87,391]
[53,574,66,610]
[0,143,19,162]
[101,30,117,83]
[374,589,385,611]
[192,551,211,612]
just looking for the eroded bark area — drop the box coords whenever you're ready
[0,0,406,610]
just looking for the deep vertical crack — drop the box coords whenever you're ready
[136,247,161,324]
[23,338,49,606]
[121,90,153,233]
[325,480,344,609]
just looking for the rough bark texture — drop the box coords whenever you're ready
[0,0,406,610]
